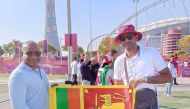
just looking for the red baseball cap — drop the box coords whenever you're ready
[102,56,112,64]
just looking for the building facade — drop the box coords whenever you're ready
[162,29,182,56]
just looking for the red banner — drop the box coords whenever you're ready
[65,34,77,48]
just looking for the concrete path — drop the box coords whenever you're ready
[0,92,11,109]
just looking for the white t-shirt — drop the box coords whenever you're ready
[71,60,78,75]
[77,63,82,82]
[104,69,114,85]
[113,46,167,90]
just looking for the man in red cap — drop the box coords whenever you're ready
[97,56,114,85]
[113,24,172,109]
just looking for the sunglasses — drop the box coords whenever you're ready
[24,51,41,57]
[119,33,135,41]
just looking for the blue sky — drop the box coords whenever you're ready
[0,0,189,50]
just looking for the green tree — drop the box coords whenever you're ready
[173,50,186,56]
[3,42,15,57]
[98,37,109,55]
[61,45,84,56]
[38,40,57,55]
[85,51,90,57]
[77,46,84,54]
[177,35,190,53]
[0,45,5,56]
[98,37,119,55]
[85,51,97,57]
[61,45,68,51]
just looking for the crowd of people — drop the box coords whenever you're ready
[68,48,117,86]
[8,24,174,109]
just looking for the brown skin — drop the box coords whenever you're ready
[114,34,173,88]
[21,41,58,87]
[22,41,41,69]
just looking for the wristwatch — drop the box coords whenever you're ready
[144,76,148,83]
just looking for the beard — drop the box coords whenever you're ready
[122,42,136,51]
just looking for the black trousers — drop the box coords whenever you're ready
[71,74,78,86]
[135,88,158,109]
[173,77,178,84]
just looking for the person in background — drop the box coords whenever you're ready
[106,49,118,69]
[184,60,188,67]
[9,41,49,109]
[71,56,78,85]
[165,56,177,96]
[173,53,179,85]
[80,59,92,85]
[98,56,114,85]
[113,24,172,109]
[77,58,84,85]
[91,57,100,85]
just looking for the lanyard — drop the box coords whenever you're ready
[33,66,43,80]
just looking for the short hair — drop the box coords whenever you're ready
[101,62,109,68]
[79,58,84,63]
[110,49,117,54]
[73,56,77,60]
[22,41,40,52]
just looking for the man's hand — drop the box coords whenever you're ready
[129,78,145,88]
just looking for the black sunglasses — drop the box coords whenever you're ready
[119,33,135,41]
[24,51,41,57]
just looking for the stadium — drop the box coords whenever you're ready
[138,17,190,55]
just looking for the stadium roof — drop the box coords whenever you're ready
[138,17,190,33]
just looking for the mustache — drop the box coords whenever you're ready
[122,41,131,45]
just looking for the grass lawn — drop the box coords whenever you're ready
[47,74,66,80]
[158,91,190,109]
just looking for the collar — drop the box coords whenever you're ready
[19,62,39,71]
[122,45,141,59]
[19,62,43,79]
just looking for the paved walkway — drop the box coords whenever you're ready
[0,92,11,109]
